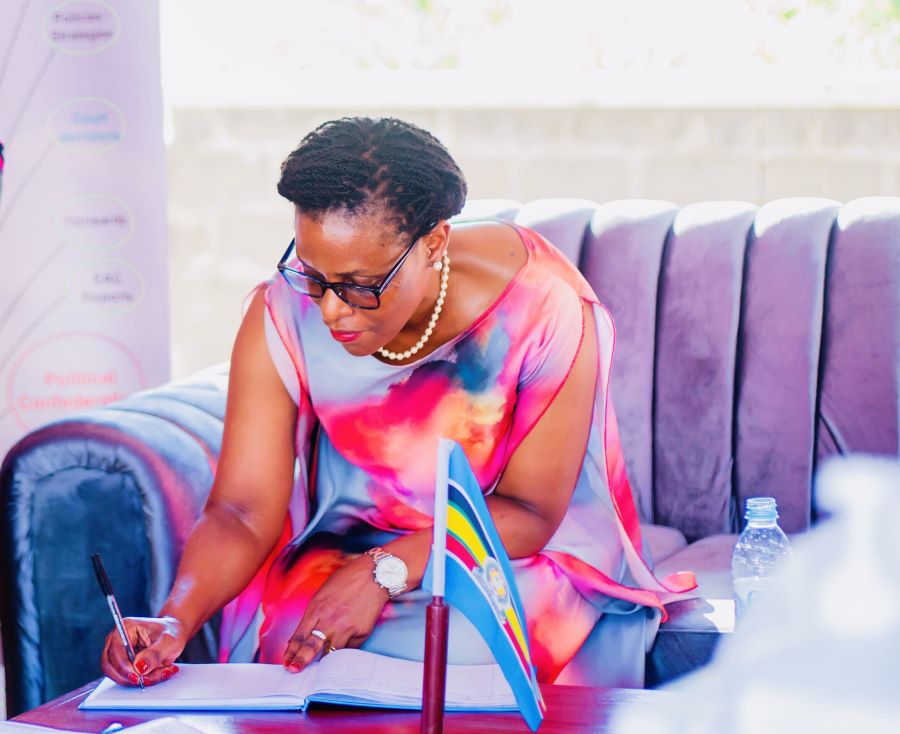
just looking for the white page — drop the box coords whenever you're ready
[160,664,301,700]
[445,663,516,706]
[313,650,420,702]
[312,649,515,707]
[82,664,313,709]
[81,653,516,712]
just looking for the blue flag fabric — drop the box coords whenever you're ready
[424,440,545,731]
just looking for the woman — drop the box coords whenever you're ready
[100,117,694,689]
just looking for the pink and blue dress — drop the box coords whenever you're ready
[218,222,696,684]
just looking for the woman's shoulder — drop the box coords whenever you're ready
[437,220,526,339]
[450,218,591,306]
[449,219,530,286]
[446,219,587,343]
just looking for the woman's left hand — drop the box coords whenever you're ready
[282,553,389,672]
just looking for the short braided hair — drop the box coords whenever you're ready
[277,116,467,241]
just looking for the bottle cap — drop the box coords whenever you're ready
[745,496,778,522]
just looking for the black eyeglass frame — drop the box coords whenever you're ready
[276,232,421,310]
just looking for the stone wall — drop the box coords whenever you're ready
[167,106,900,378]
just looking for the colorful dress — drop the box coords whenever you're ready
[218,221,696,684]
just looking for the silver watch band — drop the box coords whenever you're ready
[367,547,407,597]
[368,547,390,563]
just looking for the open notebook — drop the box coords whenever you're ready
[80,649,517,712]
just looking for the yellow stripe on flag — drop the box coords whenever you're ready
[504,606,532,665]
[447,504,532,666]
[447,504,488,565]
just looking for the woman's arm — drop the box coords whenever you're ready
[159,289,298,634]
[100,288,299,685]
[282,302,598,670]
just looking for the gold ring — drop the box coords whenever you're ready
[310,629,327,642]
[326,644,338,654]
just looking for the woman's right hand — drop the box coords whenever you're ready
[100,615,187,686]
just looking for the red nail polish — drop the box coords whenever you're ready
[127,673,139,685]
[135,660,150,675]
[161,669,172,681]
[289,662,301,673]
[171,664,179,673]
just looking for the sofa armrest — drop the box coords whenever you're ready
[0,365,228,716]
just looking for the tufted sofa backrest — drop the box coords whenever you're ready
[458,197,900,543]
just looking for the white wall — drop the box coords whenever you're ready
[166,103,900,378]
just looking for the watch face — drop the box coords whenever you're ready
[375,556,408,588]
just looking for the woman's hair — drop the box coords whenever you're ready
[277,116,467,241]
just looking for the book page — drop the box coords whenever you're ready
[80,654,515,712]
[445,661,516,707]
[312,649,420,703]
[81,664,313,709]
[311,649,515,708]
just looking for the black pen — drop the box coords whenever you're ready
[91,553,144,690]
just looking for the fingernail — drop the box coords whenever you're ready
[289,662,301,673]
[161,669,173,681]
[171,664,179,673]
[127,673,139,685]
[135,660,150,675]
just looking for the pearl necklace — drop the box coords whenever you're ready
[377,254,450,362]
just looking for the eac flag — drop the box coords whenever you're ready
[425,438,545,731]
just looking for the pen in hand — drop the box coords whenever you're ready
[91,553,144,690]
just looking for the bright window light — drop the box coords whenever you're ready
[160,1,900,107]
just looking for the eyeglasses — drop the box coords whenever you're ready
[276,233,420,310]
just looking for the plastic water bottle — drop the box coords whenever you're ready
[731,496,793,620]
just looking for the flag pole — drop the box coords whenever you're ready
[422,439,451,734]
[422,596,449,734]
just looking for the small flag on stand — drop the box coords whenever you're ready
[424,438,545,732]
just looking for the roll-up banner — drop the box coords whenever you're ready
[0,0,169,460]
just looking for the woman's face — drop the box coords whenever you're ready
[292,207,441,357]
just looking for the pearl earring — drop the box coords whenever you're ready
[432,260,443,271]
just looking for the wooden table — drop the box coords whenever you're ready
[13,680,669,733]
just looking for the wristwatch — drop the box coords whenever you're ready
[367,547,408,598]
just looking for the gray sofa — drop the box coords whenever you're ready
[2,196,898,716]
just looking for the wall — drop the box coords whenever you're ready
[167,105,900,378]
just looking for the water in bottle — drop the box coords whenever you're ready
[731,496,793,619]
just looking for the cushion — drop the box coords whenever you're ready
[641,523,688,566]
[457,198,521,222]
[655,533,739,634]
[582,201,679,523]
[653,203,757,541]
[514,198,598,265]
[816,198,900,470]
[735,198,837,533]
